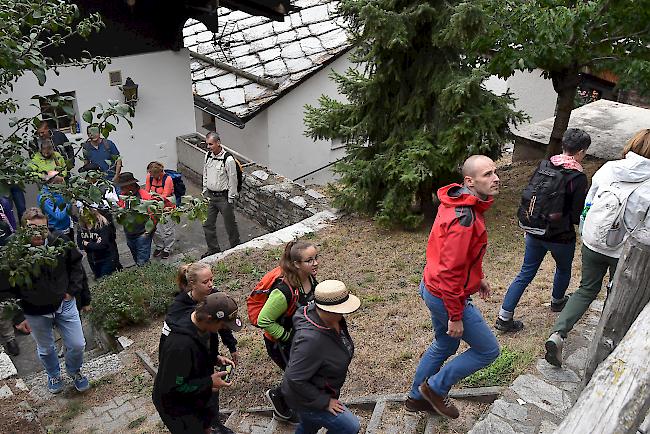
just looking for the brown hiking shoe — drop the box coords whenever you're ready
[418,381,460,419]
[405,396,434,413]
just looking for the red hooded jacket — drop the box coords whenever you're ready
[423,184,493,321]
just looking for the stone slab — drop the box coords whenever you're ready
[513,100,650,161]
[251,170,269,180]
[538,420,558,434]
[511,374,571,417]
[565,347,588,372]
[305,188,325,199]
[289,196,308,209]
[117,336,134,349]
[468,413,518,434]
[0,384,14,399]
[535,359,581,383]
[15,379,29,392]
[491,398,528,423]
[0,353,17,380]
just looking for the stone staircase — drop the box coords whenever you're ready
[218,389,500,434]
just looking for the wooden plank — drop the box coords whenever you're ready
[135,350,158,377]
[225,410,240,430]
[263,417,278,434]
[584,237,650,383]
[555,302,650,434]
[365,400,387,434]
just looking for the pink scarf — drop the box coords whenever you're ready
[550,154,583,172]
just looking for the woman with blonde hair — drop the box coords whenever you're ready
[158,262,238,434]
[545,129,650,367]
[77,208,116,279]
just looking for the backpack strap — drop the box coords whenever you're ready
[275,280,300,316]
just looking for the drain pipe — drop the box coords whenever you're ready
[189,50,279,90]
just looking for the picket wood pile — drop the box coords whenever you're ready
[556,235,650,434]
[176,133,334,231]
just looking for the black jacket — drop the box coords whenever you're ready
[152,314,214,421]
[531,167,588,243]
[2,233,84,318]
[281,304,355,412]
[159,291,237,365]
[77,224,113,264]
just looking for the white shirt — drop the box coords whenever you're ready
[203,149,238,201]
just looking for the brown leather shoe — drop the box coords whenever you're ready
[405,396,434,413]
[418,381,460,419]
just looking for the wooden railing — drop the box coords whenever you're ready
[555,236,650,434]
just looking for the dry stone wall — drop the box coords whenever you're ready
[178,161,334,232]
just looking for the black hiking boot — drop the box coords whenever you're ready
[495,317,524,333]
[265,387,293,421]
[550,295,571,312]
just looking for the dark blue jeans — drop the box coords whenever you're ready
[126,233,152,266]
[89,257,116,279]
[10,185,26,222]
[295,405,360,434]
[501,234,576,314]
[409,281,500,398]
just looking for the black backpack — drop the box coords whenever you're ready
[206,151,243,192]
[517,160,571,236]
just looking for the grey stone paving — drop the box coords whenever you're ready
[468,301,602,434]
[71,393,161,434]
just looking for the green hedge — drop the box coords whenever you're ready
[89,263,177,335]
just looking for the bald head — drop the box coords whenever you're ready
[462,155,500,198]
[462,155,494,178]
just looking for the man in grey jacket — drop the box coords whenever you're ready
[201,132,240,258]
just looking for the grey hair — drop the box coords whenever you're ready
[206,131,221,142]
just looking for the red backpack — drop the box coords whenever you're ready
[247,267,299,335]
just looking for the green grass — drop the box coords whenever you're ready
[127,416,146,429]
[460,346,536,387]
[60,400,86,421]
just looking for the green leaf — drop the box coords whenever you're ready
[144,219,155,233]
[82,110,93,123]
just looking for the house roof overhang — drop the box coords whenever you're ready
[47,0,292,59]
[194,95,246,129]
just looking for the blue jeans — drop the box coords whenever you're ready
[409,281,500,398]
[24,298,86,378]
[501,234,575,314]
[10,185,26,222]
[295,405,360,434]
[89,257,116,279]
[126,233,152,266]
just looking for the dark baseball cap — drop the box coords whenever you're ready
[200,292,243,331]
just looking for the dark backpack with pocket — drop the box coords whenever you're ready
[517,160,572,236]
[148,170,186,207]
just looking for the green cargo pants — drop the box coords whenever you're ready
[552,244,618,338]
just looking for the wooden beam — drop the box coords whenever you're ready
[554,302,650,433]
[189,50,279,90]
[584,236,650,383]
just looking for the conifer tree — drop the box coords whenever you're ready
[304,0,524,228]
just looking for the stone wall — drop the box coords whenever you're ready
[178,159,334,232]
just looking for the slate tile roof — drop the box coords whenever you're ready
[183,0,350,122]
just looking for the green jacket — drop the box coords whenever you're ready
[30,151,67,179]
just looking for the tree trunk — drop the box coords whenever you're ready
[547,69,580,156]
[554,301,650,434]
[418,182,436,225]
[583,236,650,384]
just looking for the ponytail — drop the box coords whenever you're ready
[176,262,211,292]
[279,240,316,288]
[176,264,191,291]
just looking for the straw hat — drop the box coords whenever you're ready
[314,280,361,314]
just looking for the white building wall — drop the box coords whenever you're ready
[2,49,195,180]
[266,54,351,183]
[485,69,557,124]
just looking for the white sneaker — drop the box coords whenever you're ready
[545,332,564,367]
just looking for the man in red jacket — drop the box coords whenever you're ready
[406,155,501,419]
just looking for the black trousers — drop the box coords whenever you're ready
[264,336,292,371]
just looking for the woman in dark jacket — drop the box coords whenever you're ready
[258,240,318,421]
[281,280,361,434]
[153,292,242,434]
[159,262,238,434]
[77,208,115,279]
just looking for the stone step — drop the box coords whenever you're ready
[365,400,425,434]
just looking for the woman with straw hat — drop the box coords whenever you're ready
[281,280,361,434]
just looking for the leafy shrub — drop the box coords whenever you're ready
[89,262,177,335]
